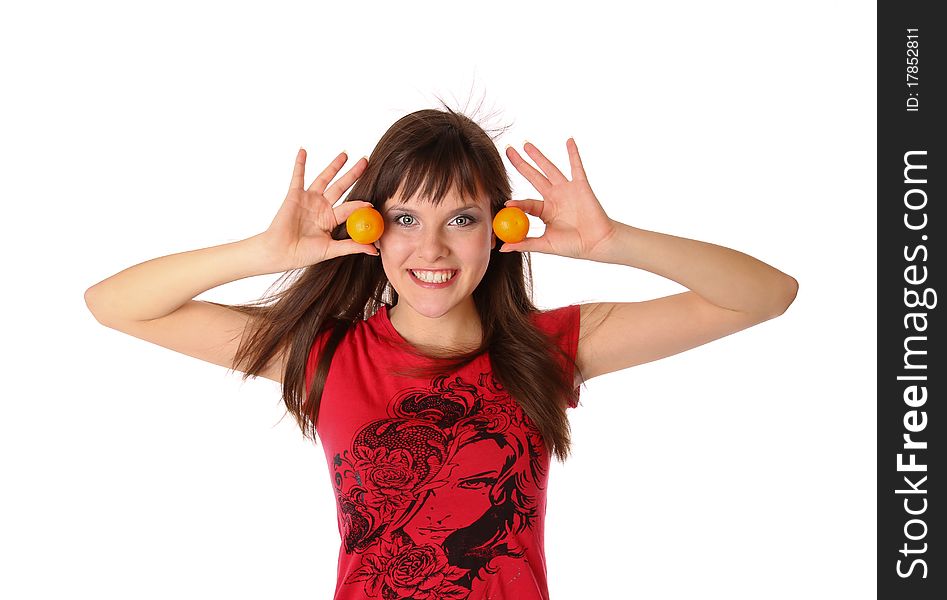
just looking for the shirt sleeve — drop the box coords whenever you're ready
[304,325,336,397]
[533,304,582,409]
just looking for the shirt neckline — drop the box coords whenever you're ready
[377,303,407,345]
[376,304,443,363]
[376,303,488,361]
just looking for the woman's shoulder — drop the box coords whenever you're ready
[304,309,393,365]
[529,303,580,332]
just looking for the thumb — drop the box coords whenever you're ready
[499,238,531,254]
[327,239,379,261]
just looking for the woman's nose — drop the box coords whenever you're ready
[417,227,449,261]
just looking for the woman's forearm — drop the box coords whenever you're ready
[591,220,798,317]
[84,233,277,323]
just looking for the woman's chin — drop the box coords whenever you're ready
[402,301,456,320]
[393,292,469,318]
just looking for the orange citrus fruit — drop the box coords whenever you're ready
[346,206,384,244]
[493,206,529,244]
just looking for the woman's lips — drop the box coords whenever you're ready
[407,269,459,289]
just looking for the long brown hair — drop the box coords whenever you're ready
[213,97,584,462]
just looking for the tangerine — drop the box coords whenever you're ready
[346,206,384,244]
[492,206,529,244]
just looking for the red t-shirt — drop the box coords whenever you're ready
[305,303,581,600]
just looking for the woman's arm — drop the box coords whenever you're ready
[84,235,293,382]
[589,221,798,318]
[83,148,374,381]
[84,234,275,323]
[570,221,797,382]
[501,138,798,383]
[85,147,373,323]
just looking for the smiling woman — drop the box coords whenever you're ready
[373,187,496,343]
[87,100,588,599]
[85,96,795,600]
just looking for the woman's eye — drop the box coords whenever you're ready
[393,214,477,228]
[451,214,479,228]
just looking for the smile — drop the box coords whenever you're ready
[408,269,459,288]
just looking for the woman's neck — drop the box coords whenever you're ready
[388,299,483,353]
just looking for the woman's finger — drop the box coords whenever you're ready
[306,151,349,194]
[324,156,369,204]
[522,141,568,185]
[566,138,587,181]
[504,145,552,196]
[289,148,307,191]
[504,199,547,221]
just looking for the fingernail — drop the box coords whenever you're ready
[504,144,512,151]
[523,140,530,147]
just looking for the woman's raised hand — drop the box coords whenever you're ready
[260,148,378,270]
[502,138,617,261]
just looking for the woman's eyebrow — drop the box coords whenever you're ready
[385,204,484,215]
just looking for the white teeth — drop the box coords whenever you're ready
[411,270,456,283]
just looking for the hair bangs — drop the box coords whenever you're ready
[387,129,487,207]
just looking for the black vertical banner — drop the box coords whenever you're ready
[878,1,944,598]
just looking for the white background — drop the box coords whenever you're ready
[1,1,875,598]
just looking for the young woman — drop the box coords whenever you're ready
[85,105,798,599]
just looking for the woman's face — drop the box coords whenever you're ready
[375,186,495,320]
[403,438,505,545]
